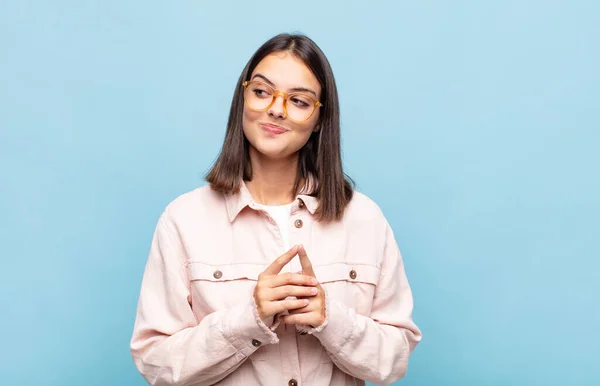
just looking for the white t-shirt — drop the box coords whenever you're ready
[257,202,294,251]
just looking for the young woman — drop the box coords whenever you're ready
[130,33,422,386]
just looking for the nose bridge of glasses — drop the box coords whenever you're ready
[270,90,288,110]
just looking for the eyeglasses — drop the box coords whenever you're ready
[242,80,322,123]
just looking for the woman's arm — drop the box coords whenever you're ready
[129,212,278,386]
[313,221,422,384]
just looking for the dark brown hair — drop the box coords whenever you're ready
[205,33,354,222]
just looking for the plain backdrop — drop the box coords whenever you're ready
[1,1,599,385]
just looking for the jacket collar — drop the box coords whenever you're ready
[224,179,318,222]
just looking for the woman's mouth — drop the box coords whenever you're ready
[260,123,287,135]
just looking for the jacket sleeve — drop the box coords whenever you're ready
[313,221,422,385]
[130,212,279,386]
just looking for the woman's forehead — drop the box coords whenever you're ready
[252,53,321,93]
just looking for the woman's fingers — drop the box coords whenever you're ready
[287,301,315,315]
[268,285,318,301]
[261,245,300,276]
[254,246,322,324]
[266,272,318,288]
[266,298,310,315]
[298,245,316,277]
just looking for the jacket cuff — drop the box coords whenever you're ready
[312,298,356,353]
[223,296,280,358]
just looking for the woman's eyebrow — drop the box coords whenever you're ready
[288,86,317,97]
[252,73,318,97]
[252,73,275,87]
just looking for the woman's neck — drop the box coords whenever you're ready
[245,149,300,206]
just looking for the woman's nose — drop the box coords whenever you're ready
[267,94,287,119]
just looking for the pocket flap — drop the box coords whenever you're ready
[314,263,380,285]
[188,261,266,282]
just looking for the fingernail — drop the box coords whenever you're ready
[311,287,317,294]
[304,299,310,305]
[311,278,318,285]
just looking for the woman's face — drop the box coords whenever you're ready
[242,51,322,161]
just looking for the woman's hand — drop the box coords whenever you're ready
[281,245,326,328]
[254,245,319,325]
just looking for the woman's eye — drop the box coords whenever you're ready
[253,88,271,97]
[291,97,310,108]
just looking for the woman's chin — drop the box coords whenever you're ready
[253,144,295,161]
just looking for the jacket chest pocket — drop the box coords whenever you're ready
[187,261,266,315]
[314,263,380,316]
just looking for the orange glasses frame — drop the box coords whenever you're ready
[242,80,323,122]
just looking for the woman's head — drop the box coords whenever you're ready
[242,51,322,162]
[206,33,353,222]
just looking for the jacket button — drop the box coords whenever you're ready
[349,269,357,280]
[288,379,298,386]
[298,199,305,208]
[213,270,223,279]
[251,339,261,347]
[294,219,303,228]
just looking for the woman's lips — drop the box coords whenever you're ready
[261,123,287,135]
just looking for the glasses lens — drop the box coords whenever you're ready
[286,94,316,121]
[244,82,273,110]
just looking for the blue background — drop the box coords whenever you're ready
[1,1,598,385]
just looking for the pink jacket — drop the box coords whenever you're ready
[130,183,422,385]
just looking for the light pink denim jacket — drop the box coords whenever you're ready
[130,183,422,385]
